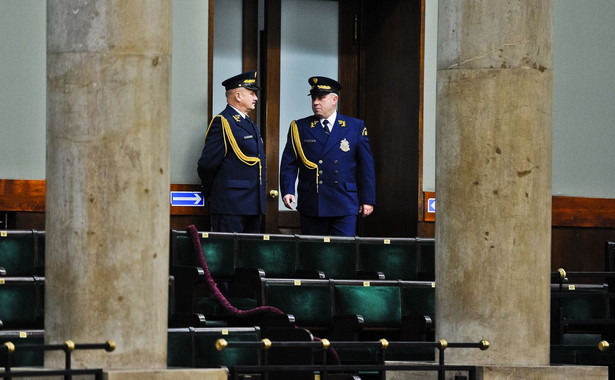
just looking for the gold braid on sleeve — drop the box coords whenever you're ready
[290,120,319,193]
[217,115,262,184]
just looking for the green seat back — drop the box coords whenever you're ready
[236,234,296,278]
[334,284,401,327]
[357,238,418,280]
[193,328,261,368]
[0,331,44,367]
[297,236,357,279]
[168,327,261,369]
[0,278,42,328]
[264,280,332,326]
[167,328,195,367]
[418,239,435,280]
[402,283,435,319]
[0,231,38,276]
[171,230,236,279]
[561,292,609,320]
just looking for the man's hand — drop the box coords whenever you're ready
[359,204,374,217]
[282,194,296,210]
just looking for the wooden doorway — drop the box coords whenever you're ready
[353,0,423,237]
[239,0,423,236]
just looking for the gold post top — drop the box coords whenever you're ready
[3,342,15,353]
[557,268,567,279]
[379,338,389,349]
[215,339,228,351]
[599,340,610,352]
[261,338,272,349]
[480,340,490,350]
[64,340,75,352]
[321,339,330,349]
[106,340,116,352]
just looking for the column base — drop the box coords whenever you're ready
[386,363,608,380]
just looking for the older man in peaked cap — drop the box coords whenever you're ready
[198,71,266,232]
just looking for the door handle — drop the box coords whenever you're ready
[269,190,279,199]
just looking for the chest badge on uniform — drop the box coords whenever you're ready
[340,138,350,152]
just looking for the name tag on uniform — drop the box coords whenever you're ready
[303,139,316,143]
[243,135,254,140]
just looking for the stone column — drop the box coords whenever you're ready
[46,0,171,369]
[435,1,553,365]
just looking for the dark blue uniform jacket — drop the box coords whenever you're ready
[280,113,376,217]
[198,105,266,215]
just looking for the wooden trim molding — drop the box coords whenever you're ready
[423,191,615,228]
[552,196,615,228]
[0,180,205,216]
[0,179,46,212]
[2,180,614,228]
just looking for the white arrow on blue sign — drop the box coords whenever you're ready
[170,191,204,207]
[427,198,436,213]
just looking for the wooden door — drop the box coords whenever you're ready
[256,0,423,236]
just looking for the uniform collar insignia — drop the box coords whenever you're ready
[338,119,346,127]
[232,114,241,122]
[310,120,318,128]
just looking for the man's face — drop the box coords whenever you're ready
[311,93,338,119]
[235,87,258,113]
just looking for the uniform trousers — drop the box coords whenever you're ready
[300,214,357,237]
[211,214,261,233]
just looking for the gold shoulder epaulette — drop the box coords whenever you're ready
[290,120,320,193]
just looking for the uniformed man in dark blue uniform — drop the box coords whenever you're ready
[280,76,376,236]
[197,71,266,232]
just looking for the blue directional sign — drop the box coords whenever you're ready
[170,191,204,207]
[427,198,436,213]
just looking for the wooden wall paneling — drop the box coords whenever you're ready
[0,179,45,212]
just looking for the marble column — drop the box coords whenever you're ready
[435,1,553,365]
[46,0,171,369]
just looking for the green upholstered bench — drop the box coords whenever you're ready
[167,326,261,371]
[0,276,44,329]
[0,230,44,276]
[357,237,418,280]
[259,278,333,334]
[0,329,44,367]
[296,235,359,280]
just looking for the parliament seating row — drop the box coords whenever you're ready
[551,283,615,344]
[169,230,435,322]
[0,327,263,374]
[0,327,365,379]
[258,278,435,341]
[0,230,45,276]
[0,275,206,331]
[259,278,437,364]
[0,228,435,281]
[550,264,615,377]
[170,229,435,282]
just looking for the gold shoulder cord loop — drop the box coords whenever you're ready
[204,115,228,156]
[216,115,262,185]
[290,120,319,192]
